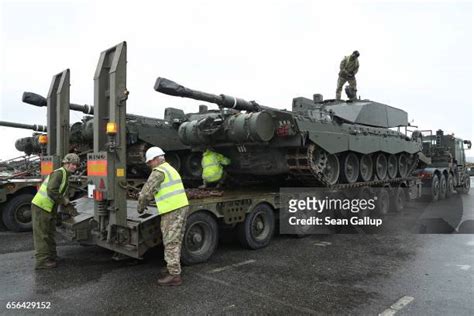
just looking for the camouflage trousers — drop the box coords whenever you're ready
[336,76,357,100]
[32,205,57,267]
[161,206,189,275]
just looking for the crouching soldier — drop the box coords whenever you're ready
[200,148,231,189]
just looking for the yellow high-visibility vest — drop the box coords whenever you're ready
[154,162,189,215]
[31,167,68,213]
[201,150,230,183]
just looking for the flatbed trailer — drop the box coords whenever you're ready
[59,176,422,265]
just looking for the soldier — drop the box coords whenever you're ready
[336,50,360,100]
[200,148,231,189]
[137,147,189,286]
[31,153,80,269]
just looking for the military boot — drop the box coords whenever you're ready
[158,273,182,286]
[35,260,57,270]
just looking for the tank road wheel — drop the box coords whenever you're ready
[166,152,181,172]
[181,211,218,265]
[398,153,409,178]
[446,173,454,198]
[323,154,340,185]
[375,153,388,180]
[387,155,398,179]
[459,176,470,194]
[183,152,203,178]
[237,203,275,249]
[376,187,390,215]
[439,174,447,200]
[340,152,359,184]
[359,154,373,182]
[390,186,406,213]
[2,193,34,232]
[431,174,440,202]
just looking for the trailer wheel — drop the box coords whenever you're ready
[181,211,218,265]
[2,193,34,232]
[431,174,440,202]
[238,203,275,249]
[390,187,406,213]
[446,174,454,198]
[376,188,390,215]
[459,176,470,194]
[439,174,447,200]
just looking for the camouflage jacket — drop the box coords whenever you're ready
[339,56,359,78]
[137,169,165,212]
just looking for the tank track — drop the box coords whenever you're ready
[287,144,419,189]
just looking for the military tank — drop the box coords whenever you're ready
[154,77,422,186]
[5,92,205,180]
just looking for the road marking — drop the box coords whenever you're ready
[314,241,332,247]
[379,296,414,316]
[466,240,474,246]
[456,264,471,271]
[196,273,318,315]
[208,259,256,274]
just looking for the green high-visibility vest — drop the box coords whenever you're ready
[201,150,230,183]
[154,162,189,215]
[31,167,68,213]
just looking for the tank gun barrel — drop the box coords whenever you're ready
[22,92,94,114]
[22,92,175,122]
[154,77,262,112]
[0,120,47,132]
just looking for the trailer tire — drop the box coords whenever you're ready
[376,187,390,215]
[390,187,406,213]
[439,174,447,200]
[2,193,34,232]
[238,203,275,250]
[431,174,440,202]
[181,211,218,265]
[446,173,454,198]
[459,176,470,194]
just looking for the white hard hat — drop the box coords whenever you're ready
[145,147,165,163]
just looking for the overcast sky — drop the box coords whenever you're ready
[0,0,472,159]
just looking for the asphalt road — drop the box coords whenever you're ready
[0,185,473,315]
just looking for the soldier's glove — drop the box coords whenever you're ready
[63,203,78,217]
[137,205,147,214]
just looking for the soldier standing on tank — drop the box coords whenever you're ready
[200,148,231,189]
[137,147,189,286]
[336,50,360,100]
[31,153,80,269]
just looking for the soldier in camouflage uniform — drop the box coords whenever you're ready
[31,153,80,269]
[336,50,360,100]
[137,147,189,286]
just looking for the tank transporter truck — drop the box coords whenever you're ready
[0,122,46,231]
[55,42,427,268]
[22,92,202,181]
[415,129,471,201]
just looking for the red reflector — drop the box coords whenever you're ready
[99,179,105,190]
[93,190,104,201]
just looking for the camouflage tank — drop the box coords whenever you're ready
[6,92,205,180]
[154,77,422,186]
